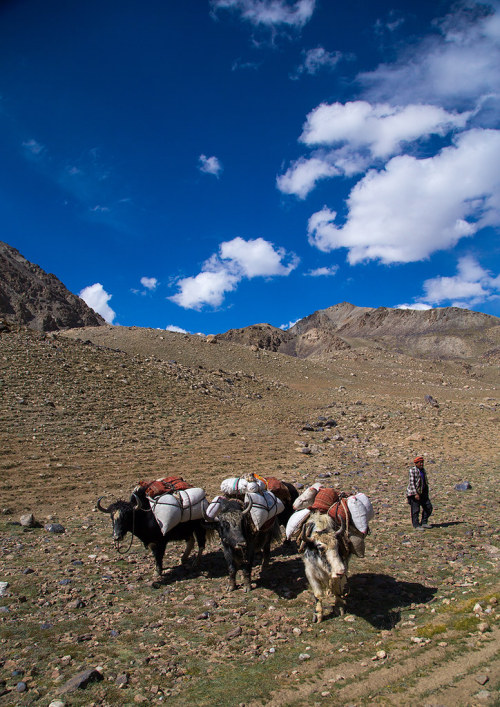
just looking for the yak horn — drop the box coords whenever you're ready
[131,493,142,510]
[335,517,346,537]
[242,495,253,516]
[96,497,111,513]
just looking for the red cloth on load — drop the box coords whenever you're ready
[309,488,349,524]
[266,477,292,504]
[310,488,340,513]
[138,476,192,498]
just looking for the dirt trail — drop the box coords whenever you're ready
[258,624,500,706]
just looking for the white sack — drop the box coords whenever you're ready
[286,508,311,540]
[205,495,225,520]
[354,492,374,520]
[246,491,284,530]
[177,487,207,523]
[347,496,369,534]
[293,482,322,511]
[221,477,266,496]
[149,487,207,535]
[149,493,182,535]
[348,527,366,558]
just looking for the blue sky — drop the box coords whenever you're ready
[1,0,499,333]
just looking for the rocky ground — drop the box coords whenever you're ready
[0,323,499,706]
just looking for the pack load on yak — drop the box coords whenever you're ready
[210,473,286,530]
[134,476,208,535]
[286,486,374,547]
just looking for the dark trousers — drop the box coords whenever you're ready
[408,495,433,527]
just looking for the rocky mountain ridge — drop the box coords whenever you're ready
[216,301,500,361]
[0,240,105,331]
[1,239,499,361]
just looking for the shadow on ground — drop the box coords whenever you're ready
[348,572,438,629]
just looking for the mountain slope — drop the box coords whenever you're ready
[0,240,105,331]
[217,302,500,361]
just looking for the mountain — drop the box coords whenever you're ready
[0,240,105,331]
[216,301,500,361]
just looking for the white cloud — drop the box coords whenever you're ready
[22,139,45,156]
[140,276,158,291]
[219,236,299,276]
[291,46,342,79]
[306,266,339,277]
[280,318,301,329]
[422,255,500,305]
[170,237,299,310]
[198,154,223,177]
[360,3,500,111]
[165,325,188,333]
[277,157,340,199]
[170,268,240,310]
[79,283,116,323]
[396,303,433,310]
[300,101,470,157]
[307,128,500,264]
[211,0,316,28]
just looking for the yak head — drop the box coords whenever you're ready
[211,497,252,552]
[302,512,349,578]
[97,494,141,542]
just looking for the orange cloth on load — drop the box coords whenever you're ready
[138,476,192,498]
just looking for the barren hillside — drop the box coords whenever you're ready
[0,321,498,706]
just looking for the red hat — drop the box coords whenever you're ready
[414,456,424,463]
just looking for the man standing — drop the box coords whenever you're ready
[407,455,433,530]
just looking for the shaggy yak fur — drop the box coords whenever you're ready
[211,496,281,592]
[97,487,211,578]
[300,511,355,623]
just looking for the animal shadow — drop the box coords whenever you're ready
[153,548,229,587]
[348,572,437,629]
[253,542,309,597]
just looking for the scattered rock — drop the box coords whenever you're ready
[58,669,103,694]
[424,395,439,408]
[44,523,66,534]
[474,675,489,685]
[455,481,472,491]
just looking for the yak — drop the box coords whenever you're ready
[207,495,281,592]
[97,487,210,578]
[299,511,365,622]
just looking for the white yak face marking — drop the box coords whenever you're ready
[325,545,346,577]
[111,509,125,539]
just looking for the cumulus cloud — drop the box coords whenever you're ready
[277,157,340,199]
[170,236,299,310]
[278,101,472,198]
[396,303,433,311]
[291,46,342,79]
[306,266,339,277]
[79,283,116,323]
[307,128,500,264]
[279,2,500,276]
[165,324,188,333]
[300,101,470,157]
[211,0,316,28]
[280,318,301,329]
[140,276,158,291]
[198,154,223,177]
[422,256,500,306]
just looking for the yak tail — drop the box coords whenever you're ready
[270,519,282,547]
[203,524,219,546]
